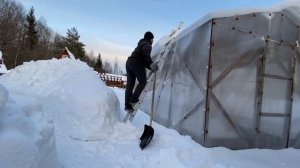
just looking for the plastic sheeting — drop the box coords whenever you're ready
[141,7,300,149]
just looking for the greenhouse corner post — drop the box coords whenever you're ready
[203,19,214,146]
[286,47,297,148]
[255,39,270,147]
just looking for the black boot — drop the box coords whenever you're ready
[129,97,139,104]
[125,104,134,112]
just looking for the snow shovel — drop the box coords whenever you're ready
[139,72,156,150]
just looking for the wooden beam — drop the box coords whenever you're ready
[210,49,263,89]
[210,92,250,146]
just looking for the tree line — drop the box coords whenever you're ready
[0,0,120,74]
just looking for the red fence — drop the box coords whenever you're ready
[99,73,126,88]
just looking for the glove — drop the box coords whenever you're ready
[150,62,158,72]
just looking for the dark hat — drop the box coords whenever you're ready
[144,31,154,40]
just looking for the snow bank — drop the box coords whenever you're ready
[0,85,59,168]
[0,58,120,140]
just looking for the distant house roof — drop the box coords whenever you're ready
[59,47,75,59]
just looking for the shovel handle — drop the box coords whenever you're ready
[149,72,156,126]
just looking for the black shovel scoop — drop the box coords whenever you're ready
[139,73,157,150]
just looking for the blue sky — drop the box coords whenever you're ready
[20,0,283,69]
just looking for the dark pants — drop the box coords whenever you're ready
[125,59,147,105]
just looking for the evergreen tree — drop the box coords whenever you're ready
[25,7,38,50]
[94,53,103,73]
[65,27,85,60]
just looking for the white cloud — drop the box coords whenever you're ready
[282,0,300,4]
[83,38,133,72]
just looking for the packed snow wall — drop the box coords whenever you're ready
[0,85,60,168]
[142,6,300,149]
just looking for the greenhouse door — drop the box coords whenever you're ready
[255,40,296,148]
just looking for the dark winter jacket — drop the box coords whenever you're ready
[128,38,153,70]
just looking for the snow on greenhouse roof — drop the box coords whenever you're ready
[177,1,300,40]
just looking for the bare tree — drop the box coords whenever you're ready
[36,17,53,59]
[0,1,55,67]
[103,60,113,74]
[52,33,66,58]
[0,0,26,68]
[89,50,94,59]
[0,0,92,69]
[113,57,120,74]
[84,50,96,67]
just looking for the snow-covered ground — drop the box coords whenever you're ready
[0,59,299,168]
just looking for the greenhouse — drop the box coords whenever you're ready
[142,6,300,149]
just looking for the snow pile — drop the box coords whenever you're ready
[0,58,120,140]
[0,84,59,168]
